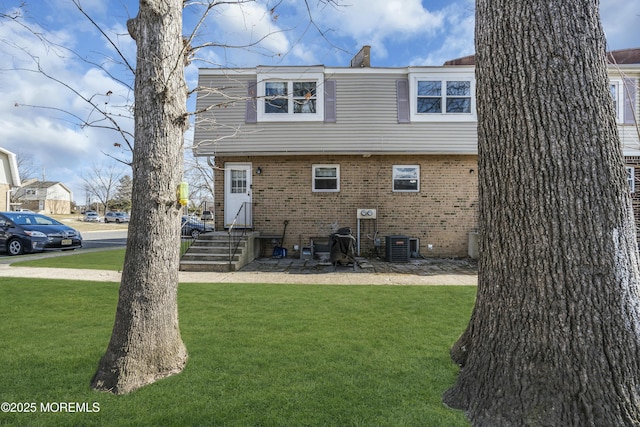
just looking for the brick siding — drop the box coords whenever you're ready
[214,155,479,258]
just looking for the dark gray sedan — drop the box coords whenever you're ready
[181,215,213,239]
[0,212,83,255]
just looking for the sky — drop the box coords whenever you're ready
[0,0,639,204]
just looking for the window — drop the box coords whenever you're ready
[610,79,624,123]
[393,165,420,192]
[257,72,324,122]
[231,169,247,194]
[626,166,635,193]
[417,81,471,114]
[409,70,476,122]
[312,164,340,192]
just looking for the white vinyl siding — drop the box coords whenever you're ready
[194,67,479,157]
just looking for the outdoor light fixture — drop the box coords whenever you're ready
[256,167,262,175]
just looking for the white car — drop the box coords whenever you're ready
[83,212,101,222]
[104,212,130,223]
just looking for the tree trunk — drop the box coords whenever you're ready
[443,0,640,425]
[91,0,188,395]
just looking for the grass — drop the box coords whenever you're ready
[11,248,126,270]
[12,246,194,270]
[0,278,475,426]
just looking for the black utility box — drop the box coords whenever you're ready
[385,235,410,263]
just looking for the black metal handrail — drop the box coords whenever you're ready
[227,202,252,271]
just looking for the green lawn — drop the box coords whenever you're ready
[11,248,126,271]
[0,278,474,426]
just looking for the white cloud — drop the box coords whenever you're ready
[205,1,291,64]
[0,15,133,200]
[409,2,475,66]
[307,0,444,61]
[323,0,443,39]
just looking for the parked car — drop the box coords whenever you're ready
[104,212,130,223]
[83,211,101,222]
[181,215,213,239]
[0,211,83,255]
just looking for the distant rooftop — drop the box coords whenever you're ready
[443,47,640,66]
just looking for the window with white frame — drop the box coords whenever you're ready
[393,165,420,192]
[626,166,635,193]
[257,72,324,122]
[409,71,476,122]
[312,164,340,192]
[610,79,624,123]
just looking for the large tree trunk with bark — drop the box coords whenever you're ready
[91,0,188,395]
[443,0,640,425]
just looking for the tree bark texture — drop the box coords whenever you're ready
[91,0,188,395]
[443,0,640,425]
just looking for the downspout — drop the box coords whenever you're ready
[206,156,215,221]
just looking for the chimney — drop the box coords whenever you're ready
[350,45,371,68]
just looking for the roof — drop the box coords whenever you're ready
[20,180,72,194]
[0,147,21,187]
[443,47,640,66]
[607,48,640,65]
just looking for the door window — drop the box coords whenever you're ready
[231,170,247,194]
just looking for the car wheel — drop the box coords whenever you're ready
[104,218,108,223]
[191,229,200,239]
[116,219,121,223]
[7,238,24,256]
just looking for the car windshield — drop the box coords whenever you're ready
[4,213,62,226]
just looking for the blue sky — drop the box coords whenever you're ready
[1,0,639,203]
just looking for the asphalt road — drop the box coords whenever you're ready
[81,230,128,250]
[0,230,128,258]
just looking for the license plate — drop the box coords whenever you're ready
[61,239,72,245]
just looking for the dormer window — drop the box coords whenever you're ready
[257,72,324,122]
[408,69,476,122]
[610,79,625,123]
[265,81,317,114]
[417,80,471,114]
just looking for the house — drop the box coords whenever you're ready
[607,49,640,241]
[13,180,74,214]
[0,147,21,211]
[192,47,640,258]
[444,48,640,242]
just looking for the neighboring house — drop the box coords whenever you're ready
[13,180,73,214]
[193,47,640,258]
[606,49,640,242]
[0,147,21,211]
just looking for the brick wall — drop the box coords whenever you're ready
[214,154,479,258]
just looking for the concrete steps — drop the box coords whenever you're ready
[179,232,254,272]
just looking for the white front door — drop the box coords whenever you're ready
[224,163,252,228]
